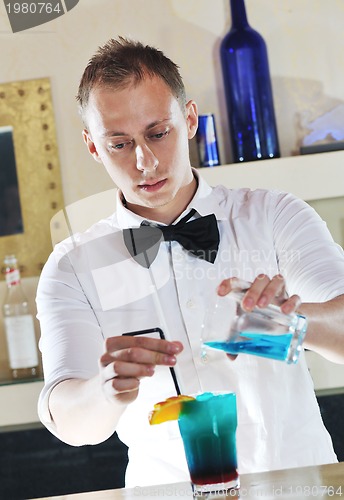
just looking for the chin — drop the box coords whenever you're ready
[144,200,171,210]
[126,195,169,212]
[140,192,173,208]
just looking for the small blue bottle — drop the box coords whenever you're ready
[196,114,221,167]
[220,0,280,163]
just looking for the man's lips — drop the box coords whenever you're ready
[139,179,167,192]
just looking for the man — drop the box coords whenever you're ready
[37,37,344,487]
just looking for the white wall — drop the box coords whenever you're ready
[0,0,343,205]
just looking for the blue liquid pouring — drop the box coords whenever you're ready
[205,332,293,361]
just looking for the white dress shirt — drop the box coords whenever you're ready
[37,171,344,487]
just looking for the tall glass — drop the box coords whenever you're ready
[178,392,239,496]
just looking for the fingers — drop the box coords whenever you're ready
[217,277,251,296]
[101,359,155,401]
[105,335,183,359]
[280,294,302,315]
[102,359,155,382]
[102,376,140,402]
[217,274,301,314]
[99,336,184,401]
[242,274,286,311]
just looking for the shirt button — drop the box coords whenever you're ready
[197,349,209,364]
[186,299,196,309]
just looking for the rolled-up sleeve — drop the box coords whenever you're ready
[273,191,344,302]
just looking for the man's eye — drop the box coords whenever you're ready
[108,141,129,151]
[152,130,169,140]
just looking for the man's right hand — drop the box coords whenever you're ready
[99,336,183,404]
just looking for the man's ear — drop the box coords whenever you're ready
[185,100,198,140]
[82,129,103,164]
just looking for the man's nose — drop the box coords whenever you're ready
[135,144,158,173]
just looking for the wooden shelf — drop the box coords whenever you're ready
[198,150,344,202]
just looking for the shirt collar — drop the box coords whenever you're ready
[115,168,227,229]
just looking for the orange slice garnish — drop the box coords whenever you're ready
[148,395,195,425]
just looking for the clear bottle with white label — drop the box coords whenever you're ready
[2,255,39,379]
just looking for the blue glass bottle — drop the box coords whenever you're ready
[220,0,280,163]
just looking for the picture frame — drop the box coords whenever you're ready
[0,77,64,278]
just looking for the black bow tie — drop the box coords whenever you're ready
[123,209,219,268]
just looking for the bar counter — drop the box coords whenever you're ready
[34,462,343,499]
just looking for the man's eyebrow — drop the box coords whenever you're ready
[146,118,171,131]
[101,130,127,138]
[101,118,171,139]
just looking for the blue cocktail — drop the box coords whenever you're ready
[205,332,293,361]
[178,392,239,495]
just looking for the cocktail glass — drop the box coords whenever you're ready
[178,392,239,496]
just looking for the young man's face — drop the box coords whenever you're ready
[83,75,198,223]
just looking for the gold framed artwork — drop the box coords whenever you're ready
[0,77,64,279]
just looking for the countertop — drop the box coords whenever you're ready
[33,462,344,499]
